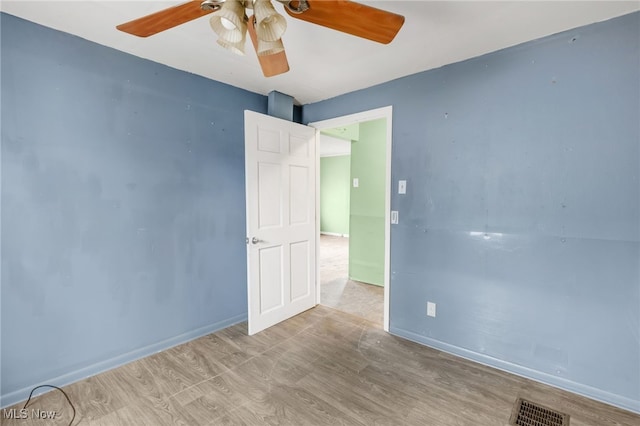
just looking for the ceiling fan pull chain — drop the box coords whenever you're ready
[276,0,309,15]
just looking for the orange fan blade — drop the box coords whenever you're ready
[116,0,214,37]
[284,0,404,44]
[247,16,290,77]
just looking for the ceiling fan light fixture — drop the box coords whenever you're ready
[210,0,247,42]
[253,0,287,42]
[257,37,284,56]
[217,33,247,55]
[116,0,405,78]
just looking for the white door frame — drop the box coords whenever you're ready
[308,106,393,332]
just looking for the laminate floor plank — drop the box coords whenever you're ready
[297,370,403,426]
[307,359,420,418]
[169,375,252,425]
[63,374,129,423]
[165,339,230,380]
[3,305,639,426]
[84,394,194,426]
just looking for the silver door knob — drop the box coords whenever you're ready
[251,237,262,244]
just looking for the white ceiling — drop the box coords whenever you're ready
[2,1,638,105]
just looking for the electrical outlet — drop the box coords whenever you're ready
[398,180,407,194]
[427,301,436,317]
[353,178,359,188]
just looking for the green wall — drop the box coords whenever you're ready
[320,155,351,235]
[349,119,386,286]
[322,123,359,141]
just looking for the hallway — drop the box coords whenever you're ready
[319,235,384,327]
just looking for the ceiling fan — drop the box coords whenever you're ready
[116,0,405,77]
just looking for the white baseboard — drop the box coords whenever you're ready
[320,232,349,237]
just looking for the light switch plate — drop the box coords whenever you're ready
[391,210,399,224]
[398,180,407,194]
[353,178,359,188]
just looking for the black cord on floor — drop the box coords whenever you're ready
[22,384,76,426]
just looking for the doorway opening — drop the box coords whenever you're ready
[309,106,392,331]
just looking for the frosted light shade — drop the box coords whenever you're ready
[210,0,247,43]
[217,32,246,56]
[253,0,287,42]
[221,17,236,30]
[257,38,284,56]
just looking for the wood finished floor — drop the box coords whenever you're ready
[319,235,384,326]
[3,305,639,426]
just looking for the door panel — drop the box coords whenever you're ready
[258,128,281,153]
[245,110,317,335]
[258,245,284,313]
[258,162,282,228]
[289,165,310,224]
[290,240,311,301]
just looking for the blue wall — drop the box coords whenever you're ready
[1,13,265,407]
[303,12,640,413]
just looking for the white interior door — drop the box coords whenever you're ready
[244,110,317,335]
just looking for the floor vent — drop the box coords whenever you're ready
[510,398,570,426]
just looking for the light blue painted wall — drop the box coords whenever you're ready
[1,13,266,407]
[303,12,640,413]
